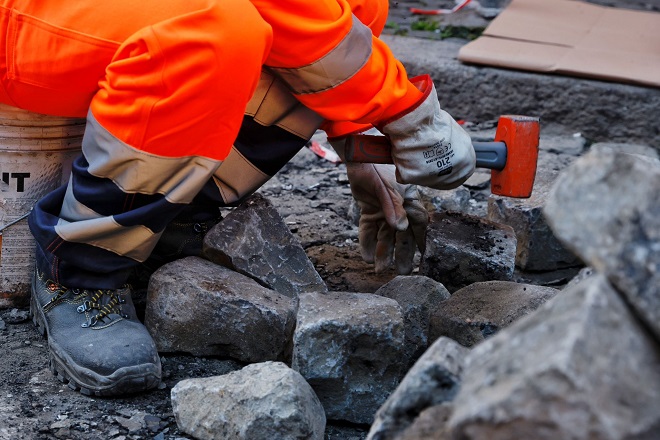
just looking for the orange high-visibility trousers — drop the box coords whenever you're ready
[0,0,272,160]
[6,0,272,288]
[13,0,424,289]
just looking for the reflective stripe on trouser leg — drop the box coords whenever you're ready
[29,113,222,289]
[196,71,323,206]
[194,115,315,207]
[25,0,271,289]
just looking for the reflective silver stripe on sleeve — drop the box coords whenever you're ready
[268,15,373,95]
[82,111,221,204]
[213,146,270,205]
[246,70,323,138]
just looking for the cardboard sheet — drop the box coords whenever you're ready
[457,0,660,88]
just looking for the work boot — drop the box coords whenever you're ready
[128,204,222,318]
[143,204,222,272]
[30,267,161,396]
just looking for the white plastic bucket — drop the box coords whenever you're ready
[0,104,84,308]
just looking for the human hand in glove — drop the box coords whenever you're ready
[379,74,476,190]
[345,162,429,275]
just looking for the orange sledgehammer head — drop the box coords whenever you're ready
[490,115,539,198]
[344,115,540,198]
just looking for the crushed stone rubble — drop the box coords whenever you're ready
[1,127,658,440]
[1,2,659,437]
[115,145,660,439]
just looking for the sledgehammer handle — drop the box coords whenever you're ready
[473,142,507,171]
[344,135,507,170]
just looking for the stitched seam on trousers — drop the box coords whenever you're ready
[52,256,59,285]
[45,236,61,253]
[122,193,136,213]
[47,237,66,256]
[218,183,229,205]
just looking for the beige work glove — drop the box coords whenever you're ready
[346,163,428,274]
[338,154,429,274]
[380,74,476,190]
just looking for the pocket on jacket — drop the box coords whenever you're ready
[6,10,119,101]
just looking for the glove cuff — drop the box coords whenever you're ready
[374,74,476,190]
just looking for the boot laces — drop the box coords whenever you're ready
[75,288,129,328]
[42,280,69,312]
[39,270,130,327]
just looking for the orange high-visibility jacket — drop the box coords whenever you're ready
[0,0,421,159]
[253,0,422,136]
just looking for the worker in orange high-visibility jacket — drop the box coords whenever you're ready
[1,0,475,396]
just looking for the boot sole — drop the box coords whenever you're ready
[31,294,161,397]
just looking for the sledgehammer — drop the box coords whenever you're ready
[345,115,540,198]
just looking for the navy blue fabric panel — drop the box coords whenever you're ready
[111,198,186,232]
[71,156,163,214]
[70,155,161,215]
[28,185,141,289]
[69,155,184,233]
[34,237,136,290]
[28,185,69,251]
[193,178,229,207]
[234,116,308,176]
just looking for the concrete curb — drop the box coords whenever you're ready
[383,35,660,147]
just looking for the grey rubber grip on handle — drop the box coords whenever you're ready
[473,141,507,171]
